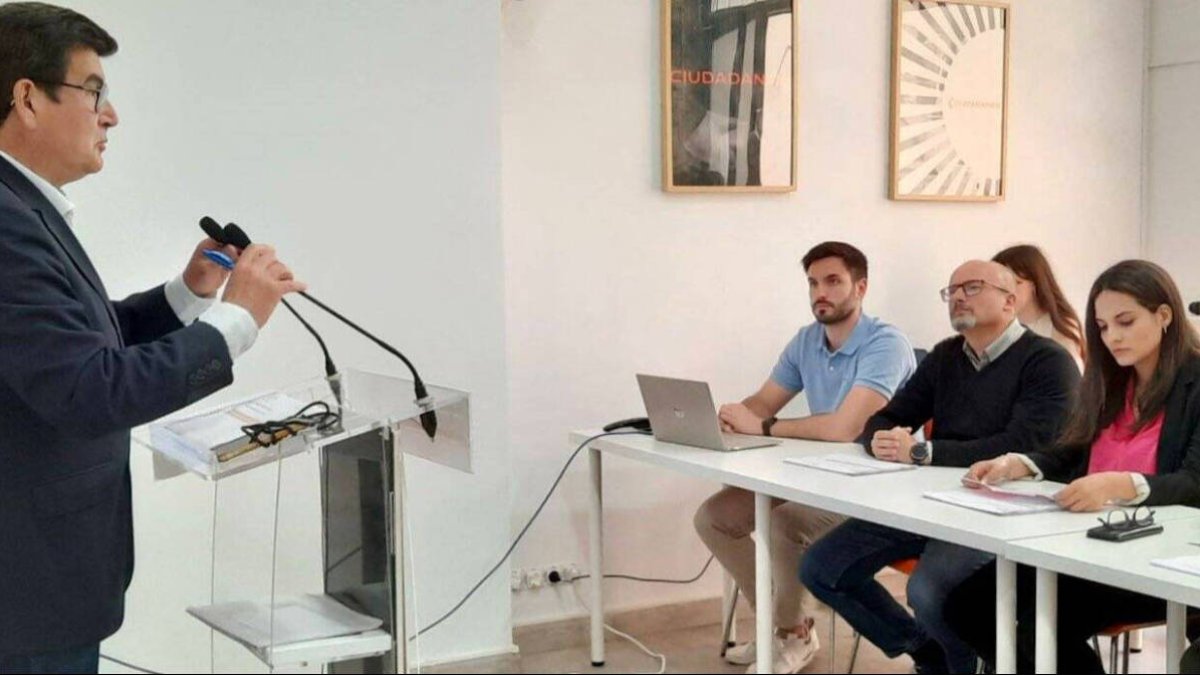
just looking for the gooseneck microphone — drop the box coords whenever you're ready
[200,217,438,439]
[282,298,343,406]
[1190,301,1200,317]
[202,217,343,405]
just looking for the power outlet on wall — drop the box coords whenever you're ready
[511,563,583,592]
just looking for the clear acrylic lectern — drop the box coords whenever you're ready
[137,369,471,673]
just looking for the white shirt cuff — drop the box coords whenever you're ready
[198,302,258,360]
[1114,473,1152,506]
[1011,453,1045,480]
[164,274,216,325]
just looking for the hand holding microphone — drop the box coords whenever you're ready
[197,217,306,328]
[198,217,438,439]
[222,244,308,328]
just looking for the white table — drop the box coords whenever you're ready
[573,430,1148,674]
[1007,516,1200,673]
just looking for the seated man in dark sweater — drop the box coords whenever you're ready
[798,260,1080,674]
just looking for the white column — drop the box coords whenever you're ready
[754,492,773,675]
[995,556,1017,674]
[587,447,605,666]
[1035,568,1057,674]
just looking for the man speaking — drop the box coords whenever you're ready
[0,3,304,671]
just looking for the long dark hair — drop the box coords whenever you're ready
[1059,260,1200,446]
[993,245,1087,363]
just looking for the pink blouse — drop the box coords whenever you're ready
[1087,390,1163,475]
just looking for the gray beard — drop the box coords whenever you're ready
[951,314,978,332]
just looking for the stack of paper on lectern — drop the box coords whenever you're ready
[784,454,919,476]
[187,593,383,650]
[149,392,307,475]
[924,481,1064,515]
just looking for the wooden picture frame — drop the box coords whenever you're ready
[889,0,1011,201]
[662,0,799,193]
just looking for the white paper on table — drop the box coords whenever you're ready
[962,477,1065,500]
[1152,555,1200,577]
[924,486,1062,515]
[784,454,919,476]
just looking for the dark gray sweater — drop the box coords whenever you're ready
[858,330,1081,467]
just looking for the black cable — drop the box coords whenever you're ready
[575,554,716,585]
[100,654,159,674]
[412,430,651,638]
[240,401,342,449]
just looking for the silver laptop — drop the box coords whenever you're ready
[636,374,782,451]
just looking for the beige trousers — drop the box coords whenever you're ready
[694,486,845,628]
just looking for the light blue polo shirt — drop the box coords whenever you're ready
[769,314,917,414]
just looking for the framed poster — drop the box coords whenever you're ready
[889,0,1010,201]
[662,0,797,193]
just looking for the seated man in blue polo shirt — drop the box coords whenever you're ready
[694,241,916,674]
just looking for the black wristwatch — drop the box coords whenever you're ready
[910,441,930,465]
[762,416,778,437]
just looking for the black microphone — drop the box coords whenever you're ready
[202,217,438,439]
[1190,302,1200,317]
[200,215,226,243]
[222,222,252,250]
[201,218,343,406]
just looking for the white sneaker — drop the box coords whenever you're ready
[724,640,756,665]
[743,631,820,674]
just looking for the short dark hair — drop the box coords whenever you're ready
[802,241,868,281]
[0,2,117,124]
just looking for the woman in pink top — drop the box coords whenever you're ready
[945,260,1200,674]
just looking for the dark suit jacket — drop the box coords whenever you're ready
[1028,354,1200,507]
[0,156,233,654]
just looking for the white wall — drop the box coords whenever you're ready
[503,0,1146,626]
[1146,0,1200,303]
[43,1,509,670]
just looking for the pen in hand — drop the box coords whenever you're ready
[202,249,235,270]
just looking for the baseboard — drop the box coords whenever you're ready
[414,642,519,668]
[513,595,752,656]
